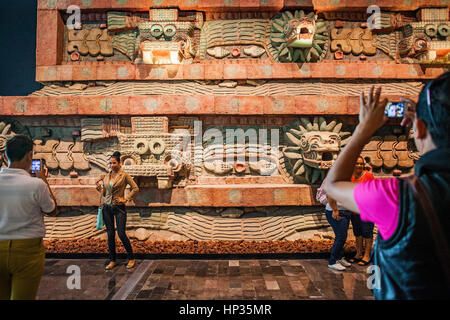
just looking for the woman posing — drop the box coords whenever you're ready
[96,152,139,270]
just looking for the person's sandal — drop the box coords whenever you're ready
[126,259,135,269]
[348,255,362,263]
[105,261,116,270]
[358,259,371,266]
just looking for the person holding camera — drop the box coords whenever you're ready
[96,151,139,271]
[325,72,450,299]
[0,135,58,300]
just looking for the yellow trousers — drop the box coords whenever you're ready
[0,238,46,300]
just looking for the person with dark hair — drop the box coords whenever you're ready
[96,151,139,270]
[325,72,450,299]
[0,135,58,300]
[348,156,375,266]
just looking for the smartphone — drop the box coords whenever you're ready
[30,159,43,176]
[385,102,405,118]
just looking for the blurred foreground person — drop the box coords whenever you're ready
[0,135,58,300]
[325,72,450,299]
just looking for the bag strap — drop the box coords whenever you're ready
[99,187,103,206]
[405,175,450,289]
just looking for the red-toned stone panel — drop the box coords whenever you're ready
[204,63,224,80]
[312,0,447,11]
[284,0,314,7]
[240,0,260,10]
[96,63,137,81]
[72,64,98,81]
[36,62,447,82]
[333,62,360,79]
[309,62,336,78]
[0,97,4,115]
[259,0,284,11]
[3,96,49,116]
[236,96,267,114]
[1,94,421,116]
[294,95,348,114]
[47,96,80,115]
[129,96,161,115]
[78,96,130,115]
[37,0,450,10]
[36,9,64,67]
[223,63,248,80]
[183,64,205,80]
[110,0,141,10]
[264,96,297,114]
[199,0,240,12]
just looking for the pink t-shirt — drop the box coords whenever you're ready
[353,178,400,240]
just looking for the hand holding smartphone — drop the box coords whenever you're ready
[384,102,405,118]
[31,159,48,181]
[30,159,42,176]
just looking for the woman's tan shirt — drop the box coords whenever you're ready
[97,170,139,205]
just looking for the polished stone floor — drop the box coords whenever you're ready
[36,258,374,300]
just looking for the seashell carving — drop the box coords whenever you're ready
[243,46,266,58]
[206,46,230,59]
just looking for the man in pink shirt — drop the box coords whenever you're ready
[325,72,450,299]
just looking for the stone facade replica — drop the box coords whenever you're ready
[1,0,449,245]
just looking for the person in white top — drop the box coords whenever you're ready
[0,134,58,300]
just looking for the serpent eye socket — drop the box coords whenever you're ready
[425,24,437,37]
[150,24,163,38]
[164,24,176,38]
[438,24,449,37]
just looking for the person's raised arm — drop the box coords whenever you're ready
[324,86,387,213]
[36,167,58,217]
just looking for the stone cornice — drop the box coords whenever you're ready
[37,0,450,12]
[35,61,447,82]
[0,93,416,116]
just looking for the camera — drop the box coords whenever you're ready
[384,102,405,118]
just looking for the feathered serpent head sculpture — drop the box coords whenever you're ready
[282,117,351,184]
